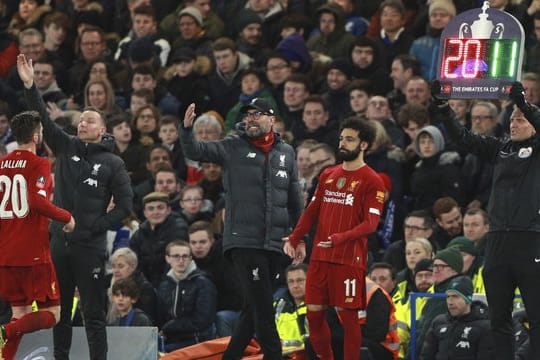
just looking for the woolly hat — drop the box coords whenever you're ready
[235,9,262,33]
[414,258,433,276]
[129,37,158,63]
[446,275,473,304]
[447,236,477,256]
[327,58,354,79]
[429,0,456,17]
[434,247,463,274]
[177,6,203,26]
[143,192,169,206]
[171,47,196,63]
[316,3,342,22]
[276,33,312,74]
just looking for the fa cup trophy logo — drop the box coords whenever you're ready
[459,1,504,39]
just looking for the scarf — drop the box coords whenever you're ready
[247,130,275,153]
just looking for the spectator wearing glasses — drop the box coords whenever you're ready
[383,209,435,272]
[129,192,188,288]
[67,25,110,97]
[178,184,213,225]
[264,53,292,117]
[180,98,303,359]
[415,247,463,356]
[461,102,501,209]
[157,240,217,351]
[7,28,67,103]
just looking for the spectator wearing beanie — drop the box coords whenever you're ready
[159,0,225,44]
[307,3,356,60]
[276,33,313,74]
[322,58,353,124]
[409,0,456,81]
[172,6,213,60]
[234,9,270,67]
[447,236,485,294]
[421,275,495,359]
[394,258,434,359]
[415,247,463,356]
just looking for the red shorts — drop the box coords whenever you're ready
[0,263,60,307]
[305,261,366,309]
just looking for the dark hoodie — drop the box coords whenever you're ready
[306,3,357,60]
[410,125,464,210]
[192,240,242,312]
[276,34,312,74]
[350,37,392,96]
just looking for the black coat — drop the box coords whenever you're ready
[291,120,339,150]
[157,266,217,343]
[441,104,540,233]
[167,72,210,117]
[130,214,188,287]
[193,241,242,312]
[410,152,464,211]
[24,85,133,248]
[179,129,303,254]
[420,302,495,360]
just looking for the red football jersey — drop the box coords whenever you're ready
[289,164,385,268]
[0,150,71,266]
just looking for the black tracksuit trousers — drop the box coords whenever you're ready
[483,232,540,360]
[51,235,107,360]
[222,248,282,360]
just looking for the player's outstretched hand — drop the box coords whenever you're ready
[17,54,34,88]
[430,80,448,107]
[509,81,528,111]
[183,103,196,128]
[63,216,75,233]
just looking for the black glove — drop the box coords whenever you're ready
[430,80,448,107]
[509,81,528,111]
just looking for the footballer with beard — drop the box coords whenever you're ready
[284,116,386,360]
